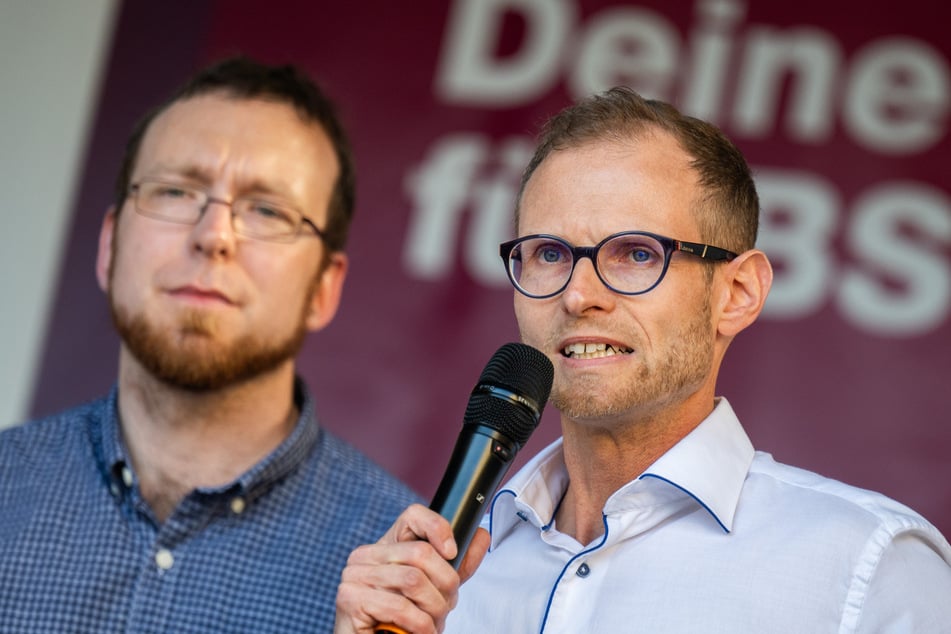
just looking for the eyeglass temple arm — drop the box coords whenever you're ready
[674,240,737,262]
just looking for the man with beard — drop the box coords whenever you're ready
[333,88,951,633]
[0,57,419,632]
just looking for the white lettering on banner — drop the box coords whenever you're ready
[845,38,951,154]
[756,170,838,319]
[435,0,950,154]
[465,138,535,284]
[402,135,951,337]
[734,27,840,142]
[680,0,746,121]
[403,134,530,284]
[568,7,680,100]
[403,134,489,279]
[435,0,575,105]
[838,184,951,336]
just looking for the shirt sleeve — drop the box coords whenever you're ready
[854,531,951,633]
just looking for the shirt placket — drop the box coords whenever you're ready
[115,473,221,633]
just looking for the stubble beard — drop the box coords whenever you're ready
[109,291,310,392]
[545,294,715,422]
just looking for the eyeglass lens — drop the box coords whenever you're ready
[508,234,668,297]
[135,181,304,241]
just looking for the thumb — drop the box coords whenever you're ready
[456,527,490,584]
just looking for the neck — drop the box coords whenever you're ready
[555,397,714,545]
[116,350,299,522]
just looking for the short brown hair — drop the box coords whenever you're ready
[517,87,759,253]
[114,56,355,254]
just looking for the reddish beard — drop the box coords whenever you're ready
[109,299,308,391]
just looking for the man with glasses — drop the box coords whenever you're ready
[334,87,951,633]
[0,57,419,632]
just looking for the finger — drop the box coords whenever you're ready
[380,504,458,561]
[337,554,452,634]
[345,540,460,603]
[335,578,439,634]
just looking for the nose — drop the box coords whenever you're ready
[190,198,237,258]
[561,256,615,315]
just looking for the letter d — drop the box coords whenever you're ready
[435,0,574,106]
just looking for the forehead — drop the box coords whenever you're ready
[134,94,338,204]
[519,132,700,240]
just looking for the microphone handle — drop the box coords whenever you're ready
[430,423,517,568]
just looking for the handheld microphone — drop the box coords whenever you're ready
[431,341,554,568]
[375,342,553,634]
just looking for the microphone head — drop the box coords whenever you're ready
[463,343,554,447]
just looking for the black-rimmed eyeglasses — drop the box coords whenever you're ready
[128,180,327,244]
[499,231,737,299]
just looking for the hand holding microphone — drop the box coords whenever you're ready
[335,343,553,634]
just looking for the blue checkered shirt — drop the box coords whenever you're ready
[0,379,421,632]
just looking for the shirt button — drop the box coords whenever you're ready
[230,497,246,514]
[109,483,120,497]
[576,563,591,578]
[155,549,175,570]
[121,466,134,488]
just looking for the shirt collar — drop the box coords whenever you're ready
[635,397,754,532]
[488,397,754,545]
[90,377,321,499]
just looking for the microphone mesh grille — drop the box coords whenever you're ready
[463,343,554,446]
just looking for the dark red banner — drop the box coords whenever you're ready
[32,0,951,536]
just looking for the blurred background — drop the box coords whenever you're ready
[2,0,949,536]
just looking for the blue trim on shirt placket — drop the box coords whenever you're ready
[538,512,610,633]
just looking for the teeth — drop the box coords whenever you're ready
[563,342,632,359]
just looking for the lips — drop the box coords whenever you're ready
[169,284,235,305]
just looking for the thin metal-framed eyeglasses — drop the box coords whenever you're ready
[128,180,327,243]
[499,231,738,299]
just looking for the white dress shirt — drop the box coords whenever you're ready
[446,398,951,633]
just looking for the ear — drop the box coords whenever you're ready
[95,207,117,293]
[305,251,348,332]
[715,248,773,338]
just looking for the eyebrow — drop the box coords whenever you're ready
[142,164,213,185]
[143,164,297,202]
